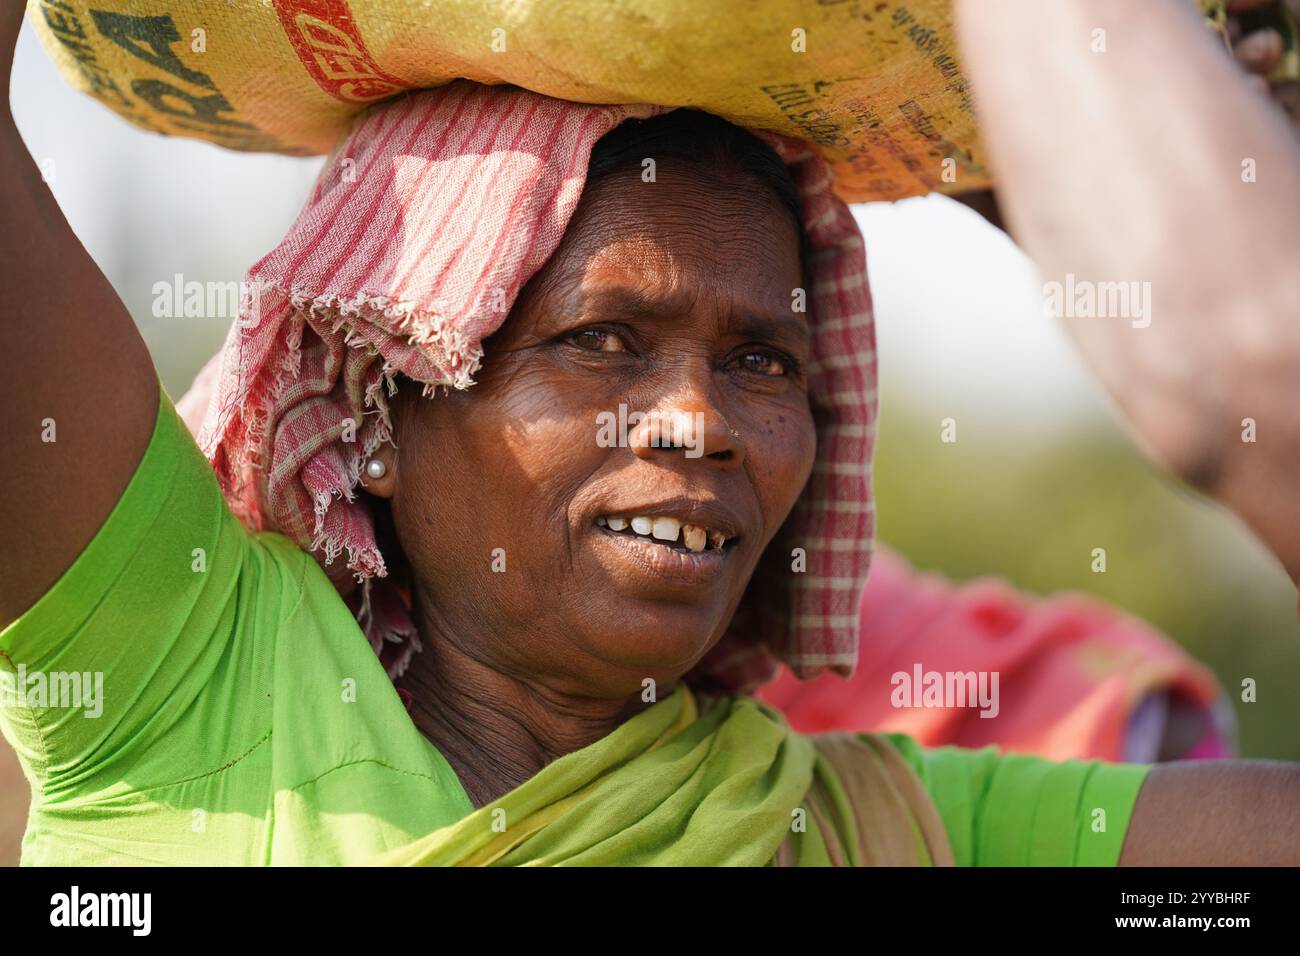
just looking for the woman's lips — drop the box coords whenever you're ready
[590,523,729,588]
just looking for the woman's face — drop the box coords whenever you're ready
[376,164,815,698]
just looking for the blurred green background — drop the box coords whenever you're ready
[873,394,1300,761]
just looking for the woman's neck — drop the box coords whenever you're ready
[396,611,655,809]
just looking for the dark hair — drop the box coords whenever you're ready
[586,110,810,285]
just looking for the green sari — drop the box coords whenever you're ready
[371,685,955,866]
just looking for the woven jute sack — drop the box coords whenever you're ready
[26,0,1241,203]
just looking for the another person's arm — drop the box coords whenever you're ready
[953,0,1300,585]
[951,0,1300,864]
[0,5,159,628]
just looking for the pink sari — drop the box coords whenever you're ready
[755,546,1233,762]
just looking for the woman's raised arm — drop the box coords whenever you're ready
[0,5,159,627]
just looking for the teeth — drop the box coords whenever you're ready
[652,516,681,542]
[599,513,732,551]
[682,524,706,552]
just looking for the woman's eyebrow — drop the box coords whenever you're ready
[579,286,689,321]
[730,313,810,350]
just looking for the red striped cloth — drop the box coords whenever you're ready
[194,81,877,693]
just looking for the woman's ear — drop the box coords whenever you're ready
[359,441,398,499]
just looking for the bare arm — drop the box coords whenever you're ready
[950,0,1300,865]
[953,0,1300,585]
[1120,761,1300,864]
[0,5,158,627]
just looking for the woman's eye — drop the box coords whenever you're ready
[738,351,788,377]
[567,328,627,352]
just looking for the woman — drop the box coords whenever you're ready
[1,1,1297,866]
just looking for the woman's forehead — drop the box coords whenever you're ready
[549,174,804,295]
[525,227,805,333]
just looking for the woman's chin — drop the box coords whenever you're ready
[568,601,727,683]
[564,530,744,680]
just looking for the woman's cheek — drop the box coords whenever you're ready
[752,410,817,516]
[494,404,607,486]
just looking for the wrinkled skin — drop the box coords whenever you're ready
[362,165,815,805]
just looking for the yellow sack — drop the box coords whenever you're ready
[23,0,1258,203]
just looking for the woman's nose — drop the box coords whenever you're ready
[626,389,746,469]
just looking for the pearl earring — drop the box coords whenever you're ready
[365,458,387,480]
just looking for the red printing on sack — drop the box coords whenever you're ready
[272,0,410,104]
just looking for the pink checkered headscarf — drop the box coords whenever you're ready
[192,80,877,695]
